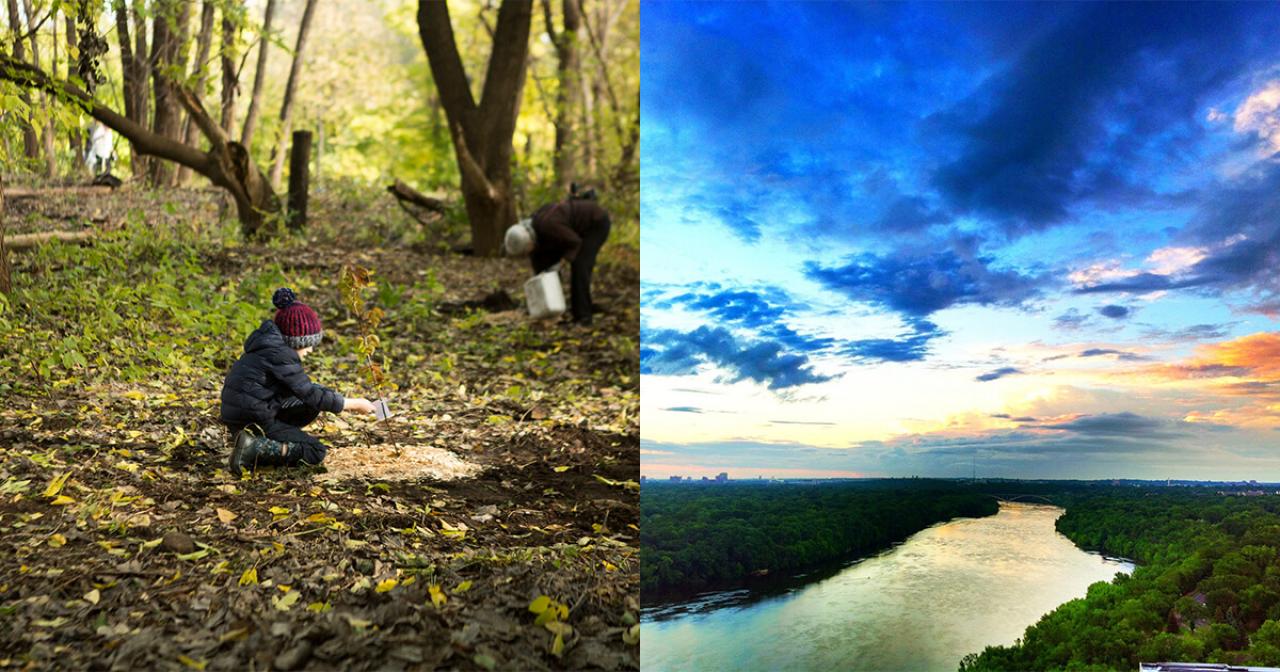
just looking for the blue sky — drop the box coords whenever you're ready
[640,2,1280,480]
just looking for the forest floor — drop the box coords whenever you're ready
[0,180,640,670]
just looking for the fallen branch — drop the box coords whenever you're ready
[4,186,118,199]
[6,230,95,249]
[386,179,447,214]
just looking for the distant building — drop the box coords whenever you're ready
[669,476,682,482]
[716,472,729,483]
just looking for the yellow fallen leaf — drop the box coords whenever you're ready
[272,591,300,611]
[48,533,67,548]
[553,466,571,473]
[454,580,473,593]
[238,568,258,586]
[177,654,206,670]
[375,578,398,593]
[50,495,75,506]
[84,589,100,605]
[428,584,447,608]
[43,472,71,498]
[216,508,237,524]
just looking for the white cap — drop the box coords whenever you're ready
[504,219,535,256]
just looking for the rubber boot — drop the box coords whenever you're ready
[228,428,289,477]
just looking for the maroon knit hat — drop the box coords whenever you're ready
[272,287,323,349]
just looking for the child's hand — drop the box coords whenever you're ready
[343,398,377,415]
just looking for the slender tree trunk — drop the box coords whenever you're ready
[267,0,318,191]
[417,0,532,257]
[543,0,580,193]
[4,0,37,162]
[19,0,56,175]
[177,0,215,185]
[0,177,10,295]
[65,11,83,170]
[148,0,194,187]
[115,0,150,177]
[218,3,240,134]
[239,0,276,150]
[580,61,595,176]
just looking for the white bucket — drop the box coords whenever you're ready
[524,271,566,319]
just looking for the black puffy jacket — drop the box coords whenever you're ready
[220,320,344,426]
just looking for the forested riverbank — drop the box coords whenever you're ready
[640,480,998,600]
[962,490,1280,670]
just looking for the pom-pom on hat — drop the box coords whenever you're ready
[272,287,323,349]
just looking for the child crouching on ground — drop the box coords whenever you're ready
[221,287,376,476]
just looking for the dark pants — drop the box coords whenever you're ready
[570,218,611,325]
[230,397,329,466]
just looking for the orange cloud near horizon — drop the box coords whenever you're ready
[1131,331,1280,430]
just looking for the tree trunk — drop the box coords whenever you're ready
[115,0,149,176]
[417,0,532,257]
[7,0,34,159]
[0,53,281,237]
[65,11,82,168]
[286,130,311,230]
[148,0,194,187]
[268,0,319,191]
[20,0,57,176]
[219,3,240,134]
[240,0,276,150]
[543,0,580,193]
[177,0,216,185]
[0,177,9,295]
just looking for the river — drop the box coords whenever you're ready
[640,502,1134,671]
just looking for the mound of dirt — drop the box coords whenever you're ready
[319,443,482,482]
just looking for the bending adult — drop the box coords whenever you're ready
[505,185,612,326]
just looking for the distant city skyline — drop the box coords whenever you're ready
[641,3,1280,480]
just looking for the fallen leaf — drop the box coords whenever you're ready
[84,589,101,605]
[272,590,300,611]
[216,508,236,524]
[428,584,447,608]
[239,568,258,586]
[375,578,398,593]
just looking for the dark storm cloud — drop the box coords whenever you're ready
[1076,164,1280,310]
[804,245,1044,319]
[1097,304,1132,319]
[1041,412,1184,440]
[844,319,945,364]
[975,367,1023,382]
[928,3,1280,235]
[662,286,933,364]
[1079,348,1146,362]
[642,326,834,390]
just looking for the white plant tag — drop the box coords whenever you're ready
[374,399,392,421]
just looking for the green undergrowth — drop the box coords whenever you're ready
[0,211,446,398]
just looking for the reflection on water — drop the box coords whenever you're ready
[641,503,1133,672]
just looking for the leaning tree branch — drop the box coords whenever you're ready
[174,83,229,147]
[449,122,498,201]
[0,54,211,172]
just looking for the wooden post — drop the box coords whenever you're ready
[286,129,312,230]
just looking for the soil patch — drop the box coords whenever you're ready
[318,443,483,482]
